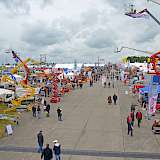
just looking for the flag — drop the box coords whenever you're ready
[149,94,158,115]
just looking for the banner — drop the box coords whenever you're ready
[6,124,13,135]
[149,94,158,114]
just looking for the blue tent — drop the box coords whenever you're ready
[152,75,160,84]
[63,68,69,74]
[157,85,160,93]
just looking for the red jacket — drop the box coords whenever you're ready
[136,111,142,120]
[127,116,132,124]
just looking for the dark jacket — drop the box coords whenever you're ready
[37,106,41,112]
[41,147,53,160]
[53,144,61,155]
[113,95,117,101]
[46,104,50,112]
[32,106,36,112]
[37,132,44,146]
[57,109,62,116]
[130,112,135,121]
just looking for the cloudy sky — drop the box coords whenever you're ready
[0,0,160,64]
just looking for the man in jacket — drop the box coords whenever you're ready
[37,131,44,153]
[113,94,118,105]
[41,144,53,160]
[136,110,142,128]
[57,107,62,121]
[53,140,61,160]
[32,105,36,117]
[46,104,51,117]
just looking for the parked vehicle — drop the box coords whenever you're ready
[0,88,15,103]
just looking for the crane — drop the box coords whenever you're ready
[125,7,160,26]
[147,0,160,6]
[141,9,160,26]
[115,46,153,54]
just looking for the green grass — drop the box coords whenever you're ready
[0,124,5,137]
[0,119,16,138]
[0,103,8,109]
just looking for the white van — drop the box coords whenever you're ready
[0,88,15,103]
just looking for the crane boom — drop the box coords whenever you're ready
[147,0,160,6]
[144,9,160,26]
[115,46,153,54]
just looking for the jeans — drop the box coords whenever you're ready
[37,111,41,119]
[37,144,43,153]
[55,154,61,160]
[138,119,141,128]
[58,115,62,121]
[128,123,133,136]
[33,112,36,117]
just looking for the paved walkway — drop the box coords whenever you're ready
[0,80,160,160]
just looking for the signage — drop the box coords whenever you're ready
[6,124,13,135]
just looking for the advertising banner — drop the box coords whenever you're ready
[149,94,158,115]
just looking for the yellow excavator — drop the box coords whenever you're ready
[1,57,35,113]
[11,82,35,106]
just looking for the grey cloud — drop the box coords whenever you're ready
[103,0,124,10]
[22,23,69,48]
[52,48,64,55]
[0,0,30,15]
[81,9,100,26]
[41,0,53,8]
[85,28,115,49]
[135,28,158,43]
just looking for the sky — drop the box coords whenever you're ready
[0,0,160,64]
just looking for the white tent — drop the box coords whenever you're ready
[66,72,75,80]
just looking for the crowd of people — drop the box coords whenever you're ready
[37,131,61,160]
[32,98,63,121]
[127,108,143,136]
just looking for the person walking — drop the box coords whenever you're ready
[44,99,47,106]
[37,106,41,119]
[107,96,112,105]
[79,81,83,89]
[90,79,93,87]
[130,111,135,126]
[46,104,51,117]
[127,115,133,136]
[37,131,44,153]
[41,144,53,160]
[136,110,143,128]
[108,82,111,88]
[112,81,114,88]
[113,94,118,105]
[32,105,36,117]
[53,140,61,160]
[57,107,62,121]
[72,83,75,89]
